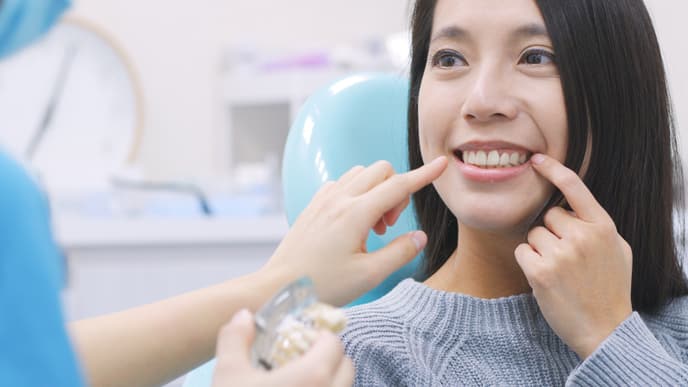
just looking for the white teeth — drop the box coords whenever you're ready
[486,151,500,167]
[475,151,487,167]
[509,152,519,166]
[461,150,529,168]
[499,153,510,167]
[468,152,476,164]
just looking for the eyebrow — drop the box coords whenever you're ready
[430,23,550,44]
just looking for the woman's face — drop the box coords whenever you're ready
[418,0,568,234]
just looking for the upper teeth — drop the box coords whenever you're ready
[462,150,528,168]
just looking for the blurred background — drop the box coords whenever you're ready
[0,2,685,378]
[0,0,412,329]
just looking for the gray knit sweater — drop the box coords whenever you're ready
[341,279,688,386]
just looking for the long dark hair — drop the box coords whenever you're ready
[408,0,688,313]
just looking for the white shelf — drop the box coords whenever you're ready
[54,213,289,248]
[223,69,354,105]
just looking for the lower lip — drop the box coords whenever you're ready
[456,156,531,182]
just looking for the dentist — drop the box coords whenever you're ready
[0,2,449,386]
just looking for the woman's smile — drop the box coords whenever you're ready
[454,140,534,183]
[455,154,532,183]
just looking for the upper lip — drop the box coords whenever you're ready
[455,140,535,154]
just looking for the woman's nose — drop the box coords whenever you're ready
[460,69,518,123]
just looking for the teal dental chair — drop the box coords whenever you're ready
[183,72,417,386]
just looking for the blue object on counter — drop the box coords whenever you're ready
[0,151,84,386]
[184,73,414,387]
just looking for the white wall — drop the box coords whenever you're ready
[645,0,688,165]
[66,1,688,179]
[67,0,411,180]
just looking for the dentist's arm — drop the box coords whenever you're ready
[69,156,448,387]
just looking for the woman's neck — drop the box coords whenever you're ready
[424,224,532,299]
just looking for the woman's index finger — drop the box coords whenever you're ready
[402,156,448,193]
[530,154,606,222]
[360,156,447,222]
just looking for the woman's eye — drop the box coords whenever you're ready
[431,50,467,68]
[519,49,556,65]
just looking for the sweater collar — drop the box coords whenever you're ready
[379,279,557,337]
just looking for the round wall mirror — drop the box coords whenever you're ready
[0,17,143,195]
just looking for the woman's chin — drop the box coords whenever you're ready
[454,206,543,236]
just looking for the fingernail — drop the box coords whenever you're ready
[531,154,545,164]
[232,309,252,324]
[410,231,427,251]
[432,155,447,165]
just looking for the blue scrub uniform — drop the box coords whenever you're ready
[0,152,84,386]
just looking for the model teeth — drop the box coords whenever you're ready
[462,150,528,168]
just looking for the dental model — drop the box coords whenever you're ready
[268,302,347,368]
[252,278,348,370]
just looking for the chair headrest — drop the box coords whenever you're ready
[282,73,421,305]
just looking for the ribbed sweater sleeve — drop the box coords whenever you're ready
[566,299,688,386]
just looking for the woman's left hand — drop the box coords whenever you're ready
[514,154,633,360]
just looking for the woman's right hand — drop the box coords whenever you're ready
[263,156,448,306]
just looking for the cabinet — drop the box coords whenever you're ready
[58,215,288,320]
[222,68,362,211]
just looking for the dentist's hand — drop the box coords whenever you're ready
[514,154,633,359]
[263,156,448,306]
[212,309,353,387]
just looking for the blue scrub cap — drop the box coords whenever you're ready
[0,0,71,58]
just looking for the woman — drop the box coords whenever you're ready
[342,0,688,385]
